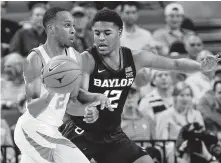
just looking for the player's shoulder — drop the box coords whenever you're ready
[26,50,42,67]
[24,50,43,82]
[69,47,81,63]
[81,49,95,62]
[120,46,133,54]
[80,49,96,73]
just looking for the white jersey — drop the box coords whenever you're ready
[27,45,78,127]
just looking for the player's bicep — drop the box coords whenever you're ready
[80,51,95,90]
[69,51,94,101]
[25,78,41,102]
[24,52,42,82]
[80,72,90,90]
[24,52,42,101]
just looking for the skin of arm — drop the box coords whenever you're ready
[133,50,202,74]
[24,52,54,118]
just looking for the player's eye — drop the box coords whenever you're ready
[65,23,71,28]
[105,32,111,36]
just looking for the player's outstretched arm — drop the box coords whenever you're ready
[133,50,221,74]
[24,52,54,117]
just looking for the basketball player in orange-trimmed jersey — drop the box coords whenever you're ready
[14,7,110,163]
[62,9,221,163]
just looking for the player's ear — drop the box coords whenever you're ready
[47,24,54,34]
[119,28,122,37]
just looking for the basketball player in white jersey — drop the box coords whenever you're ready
[14,7,110,163]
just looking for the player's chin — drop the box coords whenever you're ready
[64,41,72,47]
[97,49,110,56]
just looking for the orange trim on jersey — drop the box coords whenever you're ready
[22,129,76,162]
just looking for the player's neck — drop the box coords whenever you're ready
[102,46,121,70]
[44,39,66,58]
[104,46,121,62]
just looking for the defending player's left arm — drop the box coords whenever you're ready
[133,50,221,74]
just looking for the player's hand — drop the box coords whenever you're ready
[94,94,113,111]
[83,101,99,123]
[201,54,221,72]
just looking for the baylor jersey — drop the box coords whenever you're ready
[72,46,136,132]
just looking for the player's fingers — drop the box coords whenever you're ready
[85,105,96,114]
[84,113,93,118]
[84,108,98,117]
[83,117,97,123]
[83,118,91,123]
[106,100,113,111]
[216,57,221,62]
[90,101,101,107]
[100,100,105,110]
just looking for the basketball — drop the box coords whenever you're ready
[41,55,82,94]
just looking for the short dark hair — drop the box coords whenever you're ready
[213,80,221,92]
[42,7,66,29]
[121,1,139,11]
[92,8,123,31]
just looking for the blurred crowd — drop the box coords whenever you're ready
[1,1,221,163]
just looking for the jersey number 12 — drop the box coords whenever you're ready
[103,90,122,109]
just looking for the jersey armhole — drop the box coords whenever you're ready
[29,48,46,68]
[24,48,45,83]
[122,47,137,75]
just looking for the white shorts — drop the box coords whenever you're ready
[14,111,90,163]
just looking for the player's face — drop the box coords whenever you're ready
[154,71,173,90]
[166,11,183,29]
[53,11,76,47]
[175,88,192,110]
[92,21,121,55]
[121,5,138,26]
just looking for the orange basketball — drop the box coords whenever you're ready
[41,55,82,94]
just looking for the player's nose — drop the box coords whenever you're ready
[99,33,105,40]
[70,26,75,35]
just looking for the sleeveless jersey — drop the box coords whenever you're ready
[26,45,78,127]
[72,46,136,133]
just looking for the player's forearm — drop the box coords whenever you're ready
[27,92,54,117]
[77,88,101,103]
[174,58,201,74]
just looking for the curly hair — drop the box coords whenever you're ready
[92,8,123,30]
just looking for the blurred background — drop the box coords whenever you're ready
[1,1,221,163]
